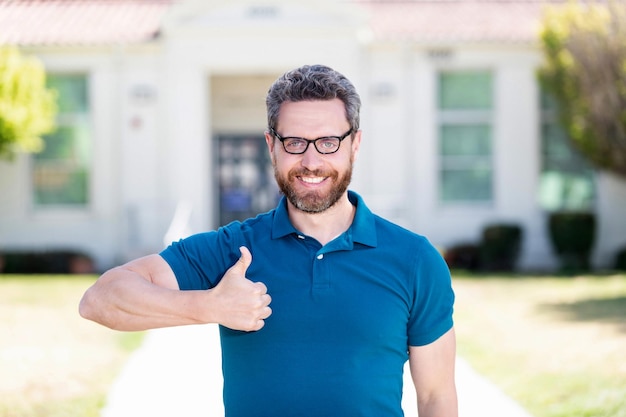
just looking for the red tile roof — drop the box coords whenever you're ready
[0,0,175,46]
[0,0,570,47]
[360,1,560,43]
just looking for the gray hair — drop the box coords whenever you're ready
[266,64,361,132]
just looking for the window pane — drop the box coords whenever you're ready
[540,89,558,111]
[541,123,591,171]
[441,125,491,156]
[542,123,570,159]
[32,75,90,207]
[33,164,88,205]
[441,168,492,202]
[539,87,595,211]
[47,74,88,113]
[438,71,493,203]
[539,171,594,211]
[35,127,76,160]
[439,71,492,109]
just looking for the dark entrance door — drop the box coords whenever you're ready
[215,134,279,226]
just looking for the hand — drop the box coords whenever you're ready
[210,246,272,331]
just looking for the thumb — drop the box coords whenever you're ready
[233,246,252,275]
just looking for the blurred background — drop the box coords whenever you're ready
[0,1,625,417]
[1,0,625,274]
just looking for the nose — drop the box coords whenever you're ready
[300,143,324,170]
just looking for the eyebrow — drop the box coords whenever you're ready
[271,128,352,139]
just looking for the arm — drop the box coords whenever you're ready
[79,247,272,332]
[409,327,458,417]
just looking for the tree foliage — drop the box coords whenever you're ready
[538,1,626,178]
[0,46,57,160]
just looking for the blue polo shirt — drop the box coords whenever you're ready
[160,191,454,417]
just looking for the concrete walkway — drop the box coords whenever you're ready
[101,324,533,417]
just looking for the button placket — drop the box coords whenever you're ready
[312,249,330,290]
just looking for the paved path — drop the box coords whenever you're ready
[101,324,533,417]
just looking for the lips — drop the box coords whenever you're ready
[292,169,333,186]
[299,176,326,184]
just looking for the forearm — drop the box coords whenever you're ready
[79,268,207,331]
[80,248,271,332]
[411,328,458,417]
[417,391,458,417]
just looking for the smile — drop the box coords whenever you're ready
[299,176,326,184]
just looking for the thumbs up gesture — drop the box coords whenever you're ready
[210,246,272,331]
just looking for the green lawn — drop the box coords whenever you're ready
[1,273,624,417]
[0,275,144,417]
[453,273,626,417]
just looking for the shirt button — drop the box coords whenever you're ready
[297,235,305,240]
[317,254,324,260]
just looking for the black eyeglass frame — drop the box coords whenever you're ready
[270,128,354,155]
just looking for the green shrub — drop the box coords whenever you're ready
[443,243,481,272]
[548,212,596,273]
[480,223,523,272]
[0,250,94,274]
[615,246,626,271]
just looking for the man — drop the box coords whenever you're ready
[80,64,457,417]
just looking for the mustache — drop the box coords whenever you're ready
[289,168,335,178]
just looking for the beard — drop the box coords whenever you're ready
[274,162,353,214]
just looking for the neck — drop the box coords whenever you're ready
[287,193,356,246]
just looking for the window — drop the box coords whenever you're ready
[32,74,91,206]
[438,71,493,203]
[539,92,595,211]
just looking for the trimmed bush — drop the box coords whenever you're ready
[443,243,481,271]
[0,250,94,274]
[480,223,523,272]
[615,246,626,271]
[548,212,596,273]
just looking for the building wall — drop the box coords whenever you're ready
[596,172,626,267]
[1,48,128,269]
[358,42,564,270]
[2,2,626,272]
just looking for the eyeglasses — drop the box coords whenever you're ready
[270,128,353,155]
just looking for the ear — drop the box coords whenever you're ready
[265,131,277,164]
[351,129,362,161]
[265,131,275,152]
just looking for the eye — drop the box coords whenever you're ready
[317,138,340,150]
[284,138,307,150]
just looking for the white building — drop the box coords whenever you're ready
[1,0,625,272]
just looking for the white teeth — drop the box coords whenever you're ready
[301,177,324,184]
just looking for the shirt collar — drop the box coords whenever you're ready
[271,190,377,248]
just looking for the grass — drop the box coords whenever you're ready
[1,273,625,417]
[452,273,626,417]
[0,275,144,417]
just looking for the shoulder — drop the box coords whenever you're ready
[371,215,450,281]
[374,215,437,252]
[162,209,276,262]
[198,209,276,242]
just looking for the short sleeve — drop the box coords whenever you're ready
[407,241,455,346]
[159,223,244,290]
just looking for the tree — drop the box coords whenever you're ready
[538,1,626,179]
[0,46,57,160]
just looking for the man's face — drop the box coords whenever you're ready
[265,99,361,213]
